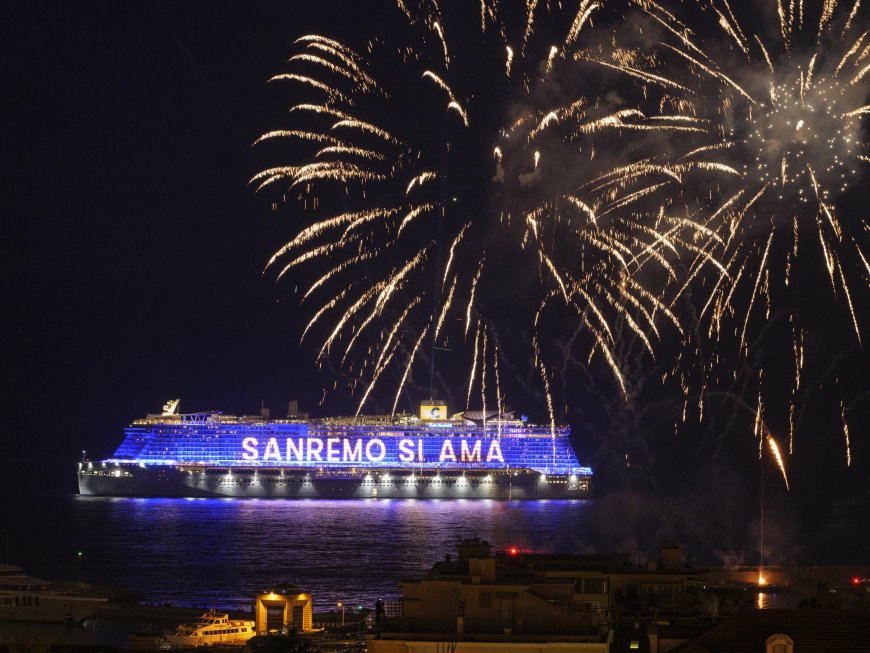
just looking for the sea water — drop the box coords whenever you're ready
[3,495,595,611]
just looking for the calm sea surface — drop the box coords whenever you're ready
[3,495,595,611]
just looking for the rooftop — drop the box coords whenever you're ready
[671,609,870,653]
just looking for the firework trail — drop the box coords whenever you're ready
[767,434,790,490]
[572,0,868,464]
[254,1,706,416]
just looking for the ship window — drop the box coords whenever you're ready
[35,596,39,607]
[479,591,493,608]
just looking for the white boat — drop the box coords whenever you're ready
[165,610,256,647]
[0,563,109,624]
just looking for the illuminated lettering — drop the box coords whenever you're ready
[486,440,504,463]
[307,437,323,461]
[366,438,386,462]
[235,433,537,469]
[286,438,304,462]
[343,439,362,462]
[439,439,456,462]
[263,437,282,461]
[398,439,415,463]
[461,439,482,462]
[241,437,258,461]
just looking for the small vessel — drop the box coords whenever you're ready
[165,610,256,647]
[0,563,108,624]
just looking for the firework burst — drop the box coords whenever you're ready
[254,1,707,417]
[574,0,868,462]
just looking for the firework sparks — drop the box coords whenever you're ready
[254,0,705,415]
[767,434,790,490]
[841,400,852,466]
[254,0,866,472]
[571,0,868,457]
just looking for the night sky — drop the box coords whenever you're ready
[3,2,332,488]
[2,2,867,563]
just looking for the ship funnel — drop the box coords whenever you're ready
[162,399,180,415]
[420,403,448,420]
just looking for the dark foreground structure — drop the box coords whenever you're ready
[366,539,870,653]
[78,401,592,499]
[671,609,870,652]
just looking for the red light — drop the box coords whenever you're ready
[852,577,861,585]
[509,547,518,555]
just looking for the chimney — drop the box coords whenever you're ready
[659,542,684,569]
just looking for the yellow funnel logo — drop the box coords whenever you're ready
[421,404,447,420]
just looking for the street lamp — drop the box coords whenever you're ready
[337,602,345,626]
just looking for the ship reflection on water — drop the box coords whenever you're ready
[5,495,596,611]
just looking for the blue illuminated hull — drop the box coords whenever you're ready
[77,464,590,499]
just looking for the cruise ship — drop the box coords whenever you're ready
[78,400,592,499]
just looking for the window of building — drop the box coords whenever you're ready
[766,633,793,653]
[479,591,493,609]
[644,583,679,603]
[584,578,608,594]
